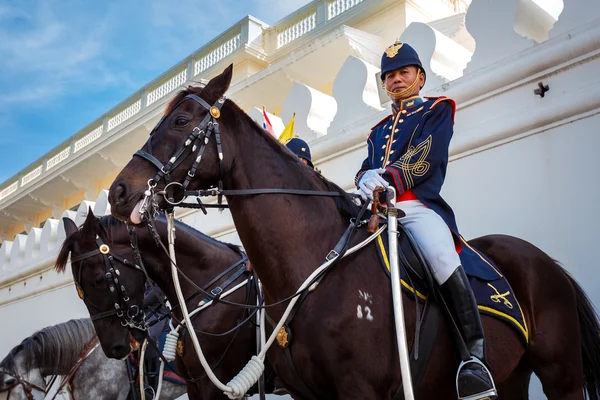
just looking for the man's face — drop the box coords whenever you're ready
[300,157,309,165]
[384,66,424,100]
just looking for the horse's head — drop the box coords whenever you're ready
[56,211,147,359]
[0,372,44,400]
[0,351,45,400]
[109,64,235,223]
[0,370,16,391]
[0,370,18,399]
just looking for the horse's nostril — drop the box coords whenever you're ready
[114,184,126,202]
[110,345,129,359]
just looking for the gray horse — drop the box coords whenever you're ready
[0,318,186,400]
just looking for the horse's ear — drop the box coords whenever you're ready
[204,64,233,98]
[80,208,98,236]
[62,217,79,238]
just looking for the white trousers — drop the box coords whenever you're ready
[398,200,461,284]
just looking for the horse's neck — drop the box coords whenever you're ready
[70,349,129,400]
[138,224,240,308]
[225,128,349,299]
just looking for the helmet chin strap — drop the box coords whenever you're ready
[383,72,421,101]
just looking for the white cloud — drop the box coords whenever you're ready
[0,2,131,107]
[0,0,315,182]
[0,0,313,109]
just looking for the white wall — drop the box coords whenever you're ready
[0,284,89,356]
[446,112,600,305]
[1,1,599,398]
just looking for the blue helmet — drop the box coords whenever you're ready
[380,41,425,82]
[285,138,313,168]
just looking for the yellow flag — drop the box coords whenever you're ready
[278,113,295,143]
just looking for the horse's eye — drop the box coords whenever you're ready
[94,274,104,287]
[175,117,189,126]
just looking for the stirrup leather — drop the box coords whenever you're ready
[456,357,498,400]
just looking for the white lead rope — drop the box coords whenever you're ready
[165,207,387,399]
[163,279,250,362]
[166,211,234,393]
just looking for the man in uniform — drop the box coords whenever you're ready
[355,41,497,400]
[286,137,314,168]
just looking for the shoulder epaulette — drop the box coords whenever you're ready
[370,115,393,131]
[426,96,456,123]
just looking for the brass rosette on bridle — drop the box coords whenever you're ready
[210,106,221,118]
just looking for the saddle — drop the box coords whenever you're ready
[373,222,527,398]
[376,225,528,344]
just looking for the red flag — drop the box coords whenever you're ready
[262,107,275,136]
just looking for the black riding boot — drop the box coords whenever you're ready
[144,356,160,399]
[440,266,497,400]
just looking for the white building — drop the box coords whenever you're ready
[1,0,599,398]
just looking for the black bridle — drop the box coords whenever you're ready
[133,91,347,218]
[70,236,147,331]
[133,94,227,214]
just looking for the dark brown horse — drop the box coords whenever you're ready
[107,64,600,399]
[55,211,273,399]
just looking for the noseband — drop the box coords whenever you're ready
[70,235,147,331]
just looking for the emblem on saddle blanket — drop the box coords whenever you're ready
[488,283,513,309]
[375,233,529,344]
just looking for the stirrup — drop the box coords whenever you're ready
[144,385,156,400]
[456,357,498,400]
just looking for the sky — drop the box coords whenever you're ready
[0,0,311,183]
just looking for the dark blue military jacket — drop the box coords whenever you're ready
[356,96,460,236]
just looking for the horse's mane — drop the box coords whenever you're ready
[0,318,96,375]
[166,85,361,221]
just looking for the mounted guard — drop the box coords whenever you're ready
[355,41,497,400]
[285,137,314,168]
[107,60,600,400]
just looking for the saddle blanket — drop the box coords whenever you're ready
[375,232,529,344]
